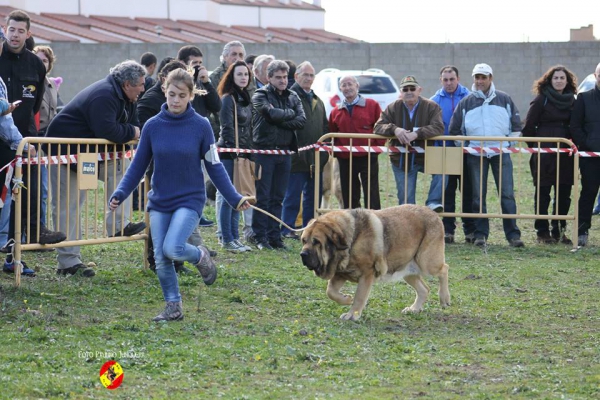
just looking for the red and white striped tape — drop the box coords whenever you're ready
[22,150,135,166]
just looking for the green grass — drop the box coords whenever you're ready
[2,155,600,399]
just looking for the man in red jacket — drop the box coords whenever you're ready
[328,75,383,209]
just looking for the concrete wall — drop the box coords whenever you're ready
[50,42,600,117]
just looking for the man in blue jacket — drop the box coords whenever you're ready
[45,60,147,276]
[431,65,474,244]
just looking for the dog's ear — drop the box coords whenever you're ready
[328,224,349,251]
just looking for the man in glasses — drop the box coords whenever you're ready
[449,63,524,248]
[431,66,474,244]
[374,75,444,210]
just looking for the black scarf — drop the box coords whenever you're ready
[233,85,250,106]
[542,86,574,110]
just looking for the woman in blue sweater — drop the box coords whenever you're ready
[110,69,250,322]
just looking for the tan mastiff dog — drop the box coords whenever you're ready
[300,205,450,321]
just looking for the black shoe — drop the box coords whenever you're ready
[282,232,300,240]
[111,222,146,237]
[256,241,274,250]
[269,240,288,250]
[57,263,95,277]
[199,216,215,227]
[38,226,67,245]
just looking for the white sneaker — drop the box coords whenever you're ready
[428,203,443,213]
[223,241,246,253]
[234,239,252,252]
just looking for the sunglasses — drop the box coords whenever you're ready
[402,86,417,92]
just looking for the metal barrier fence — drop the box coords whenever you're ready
[313,133,580,249]
[10,137,148,286]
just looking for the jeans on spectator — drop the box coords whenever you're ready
[443,157,476,236]
[242,208,253,241]
[218,159,240,243]
[281,171,322,235]
[337,156,380,209]
[40,164,48,226]
[466,154,520,241]
[390,159,446,207]
[149,208,201,303]
[0,190,11,246]
[252,153,291,243]
[578,158,600,235]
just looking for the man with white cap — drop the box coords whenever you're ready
[449,63,524,247]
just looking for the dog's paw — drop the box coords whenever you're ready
[401,306,423,314]
[340,310,361,321]
[339,295,353,305]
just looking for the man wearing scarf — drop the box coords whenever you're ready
[449,63,524,248]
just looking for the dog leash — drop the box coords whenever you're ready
[238,196,311,234]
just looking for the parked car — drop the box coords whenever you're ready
[312,68,400,117]
[577,73,595,93]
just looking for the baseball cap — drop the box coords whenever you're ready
[399,75,419,88]
[472,63,493,76]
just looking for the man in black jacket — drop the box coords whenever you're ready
[281,61,328,240]
[46,60,147,277]
[176,45,221,119]
[0,10,66,264]
[571,62,600,247]
[251,60,306,250]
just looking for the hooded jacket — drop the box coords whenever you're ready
[449,82,522,152]
[0,42,46,137]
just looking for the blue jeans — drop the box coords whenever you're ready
[218,159,240,243]
[390,159,446,206]
[281,171,322,235]
[40,164,48,226]
[466,154,520,241]
[149,208,201,303]
[252,153,291,242]
[0,190,11,246]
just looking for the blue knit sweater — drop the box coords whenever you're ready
[111,103,243,217]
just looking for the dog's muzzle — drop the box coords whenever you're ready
[300,250,317,271]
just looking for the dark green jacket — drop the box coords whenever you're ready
[290,83,329,173]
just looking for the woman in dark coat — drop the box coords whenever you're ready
[216,60,254,253]
[522,65,578,244]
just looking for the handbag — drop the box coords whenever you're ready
[231,96,260,196]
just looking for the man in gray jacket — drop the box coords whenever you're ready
[449,63,524,248]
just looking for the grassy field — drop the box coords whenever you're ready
[1,155,600,399]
